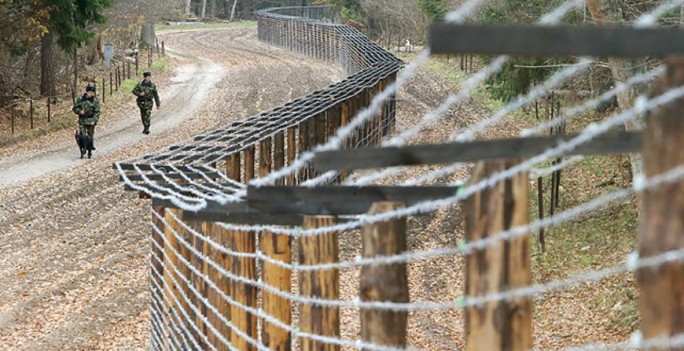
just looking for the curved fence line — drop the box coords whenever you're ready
[118,7,406,350]
[117,6,402,195]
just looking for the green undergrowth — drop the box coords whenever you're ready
[423,53,641,337]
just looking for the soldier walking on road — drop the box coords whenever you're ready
[73,84,100,158]
[132,71,160,134]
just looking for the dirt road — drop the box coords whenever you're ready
[0,27,342,351]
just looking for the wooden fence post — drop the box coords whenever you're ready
[29,99,33,129]
[186,218,207,350]
[360,202,409,349]
[47,98,51,123]
[205,222,232,351]
[308,117,318,178]
[244,145,256,182]
[230,144,257,350]
[227,152,241,182]
[259,134,292,349]
[464,160,531,351]
[298,120,310,182]
[300,216,340,351]
[178,212,202,349]
[163,208,190,346]
[286,127,297,185]
[274,131,285,186]
[151,206,167,350]
[639,56,684,347]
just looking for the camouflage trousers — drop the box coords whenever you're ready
[139,107,152,127]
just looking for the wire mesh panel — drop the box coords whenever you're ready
[116,2,684,351]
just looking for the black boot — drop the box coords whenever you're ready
[142,125,150,135]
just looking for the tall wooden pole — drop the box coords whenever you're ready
[639,56,684,349]
[464,160,531,351]
[259,135,292,349]
[299,216,340,351]
[360,202,409,349]
[151,206,168,350]
[205,222,232,351]
[229,145,257,350]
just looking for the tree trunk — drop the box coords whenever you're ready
[72,48,78,99]
[184,0,192,15]
[208,0,217,18]
[141,23,156,49]
[201,0,207,19]
[230,0,238,21]
[40,33,56,97]
[88,33,103,65]
[586,0,645,178]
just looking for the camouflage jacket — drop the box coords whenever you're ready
[72,94,100,125]
[132,81,160,108]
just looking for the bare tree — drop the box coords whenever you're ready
[40,33,56,97]
[362,0,430,47]
[586,0,650,177]
[230,0,239,21]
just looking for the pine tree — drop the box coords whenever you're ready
[419,0,447,22]
[39,0,113,96]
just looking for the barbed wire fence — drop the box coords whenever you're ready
[114,1,684,350]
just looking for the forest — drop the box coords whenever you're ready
[0,0,682,107]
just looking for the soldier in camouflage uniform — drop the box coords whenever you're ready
[132,71,160,134]
[72,85,100,156]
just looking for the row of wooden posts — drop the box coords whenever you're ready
[150,60,684,351]
[2,41,167,137]
[149,74,398,350]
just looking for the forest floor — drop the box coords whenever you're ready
[0,25,638,350]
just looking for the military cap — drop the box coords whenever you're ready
[143,71,152,77]
[85,85,96,92]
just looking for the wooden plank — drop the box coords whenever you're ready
[638,56,684,345]
[464,160,531,351]
[360,202,409,348]
[315,131,642,171]
[182,210,304,226]
[299,216,340,351]
[430,24,684,57]
[246,185,461,215]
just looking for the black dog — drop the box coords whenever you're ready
[75,130,93,159]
